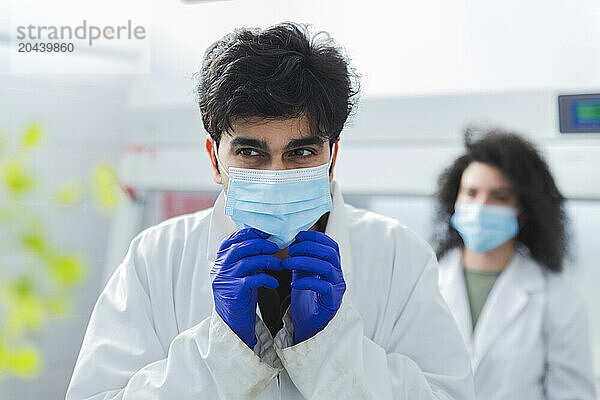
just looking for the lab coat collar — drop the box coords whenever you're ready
[438,248,473,354]
[439,246,545,370]
[205,180,355,287]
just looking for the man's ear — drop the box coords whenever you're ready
[205,137,222,185]
[329,139,339,182]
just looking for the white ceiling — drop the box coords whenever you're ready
[3,0,600,106]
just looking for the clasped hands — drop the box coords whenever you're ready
[211,228,346,349]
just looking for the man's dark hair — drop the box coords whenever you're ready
[433,128,569,273]
[195,22,359,149]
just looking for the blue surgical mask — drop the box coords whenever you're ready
[451,202,519,253]
[216,153,332,249]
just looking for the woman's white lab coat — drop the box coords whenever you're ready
[66,181,475,400]
[438,247,597,400]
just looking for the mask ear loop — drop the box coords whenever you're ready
[212,143,230,178]
[324,154,334,179]
[327,140,339,176]
[211,142,231,202]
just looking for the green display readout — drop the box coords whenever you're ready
[576,102,600,123]
[559,94,600,133]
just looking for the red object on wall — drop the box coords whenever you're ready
[162,192,218,220]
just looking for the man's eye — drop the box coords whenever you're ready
[237,148,260,157]
[291,149,314,157]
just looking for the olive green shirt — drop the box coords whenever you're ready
[463,267,502,330]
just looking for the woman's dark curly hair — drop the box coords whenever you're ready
[195,22,360,150]
[433,128,569,273]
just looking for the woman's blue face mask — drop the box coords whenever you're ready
[451,202,519,253]
[216,152,333,249]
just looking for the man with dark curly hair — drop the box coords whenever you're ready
[67,23,475,399]
[435,129,596,400]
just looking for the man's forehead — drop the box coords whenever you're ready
[233,115,308,131]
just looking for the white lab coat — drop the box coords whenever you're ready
[438,247,597,400]
[67,181,475,400]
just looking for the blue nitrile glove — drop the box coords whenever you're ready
[211,228,283,349]
[282,231,346,344]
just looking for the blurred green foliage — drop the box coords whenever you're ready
[0,122,123,380]
[92,164,121,214]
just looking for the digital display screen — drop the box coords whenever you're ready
[559,94,600,133]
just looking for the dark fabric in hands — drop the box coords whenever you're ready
[258,269,292,338]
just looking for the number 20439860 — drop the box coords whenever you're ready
[18,42,74,52]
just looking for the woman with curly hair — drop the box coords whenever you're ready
[434,128,596,399]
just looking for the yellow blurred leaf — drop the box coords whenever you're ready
[55,180,83,206]
[2,277,45,336]
[2,276,45,336]
[0,338,6,374]
[6,293,45,335]
[94,164,117,187]
[47,253,85,287]
[21,232,47,254]
[92,164,121,213]
[6,346,41,377]
[14,275,33,295]
[2,158,34,194]
[100,191,119,207]
[21,123,43,148]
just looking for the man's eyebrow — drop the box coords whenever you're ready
[229,137,269,150]
[284,137,325,150]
